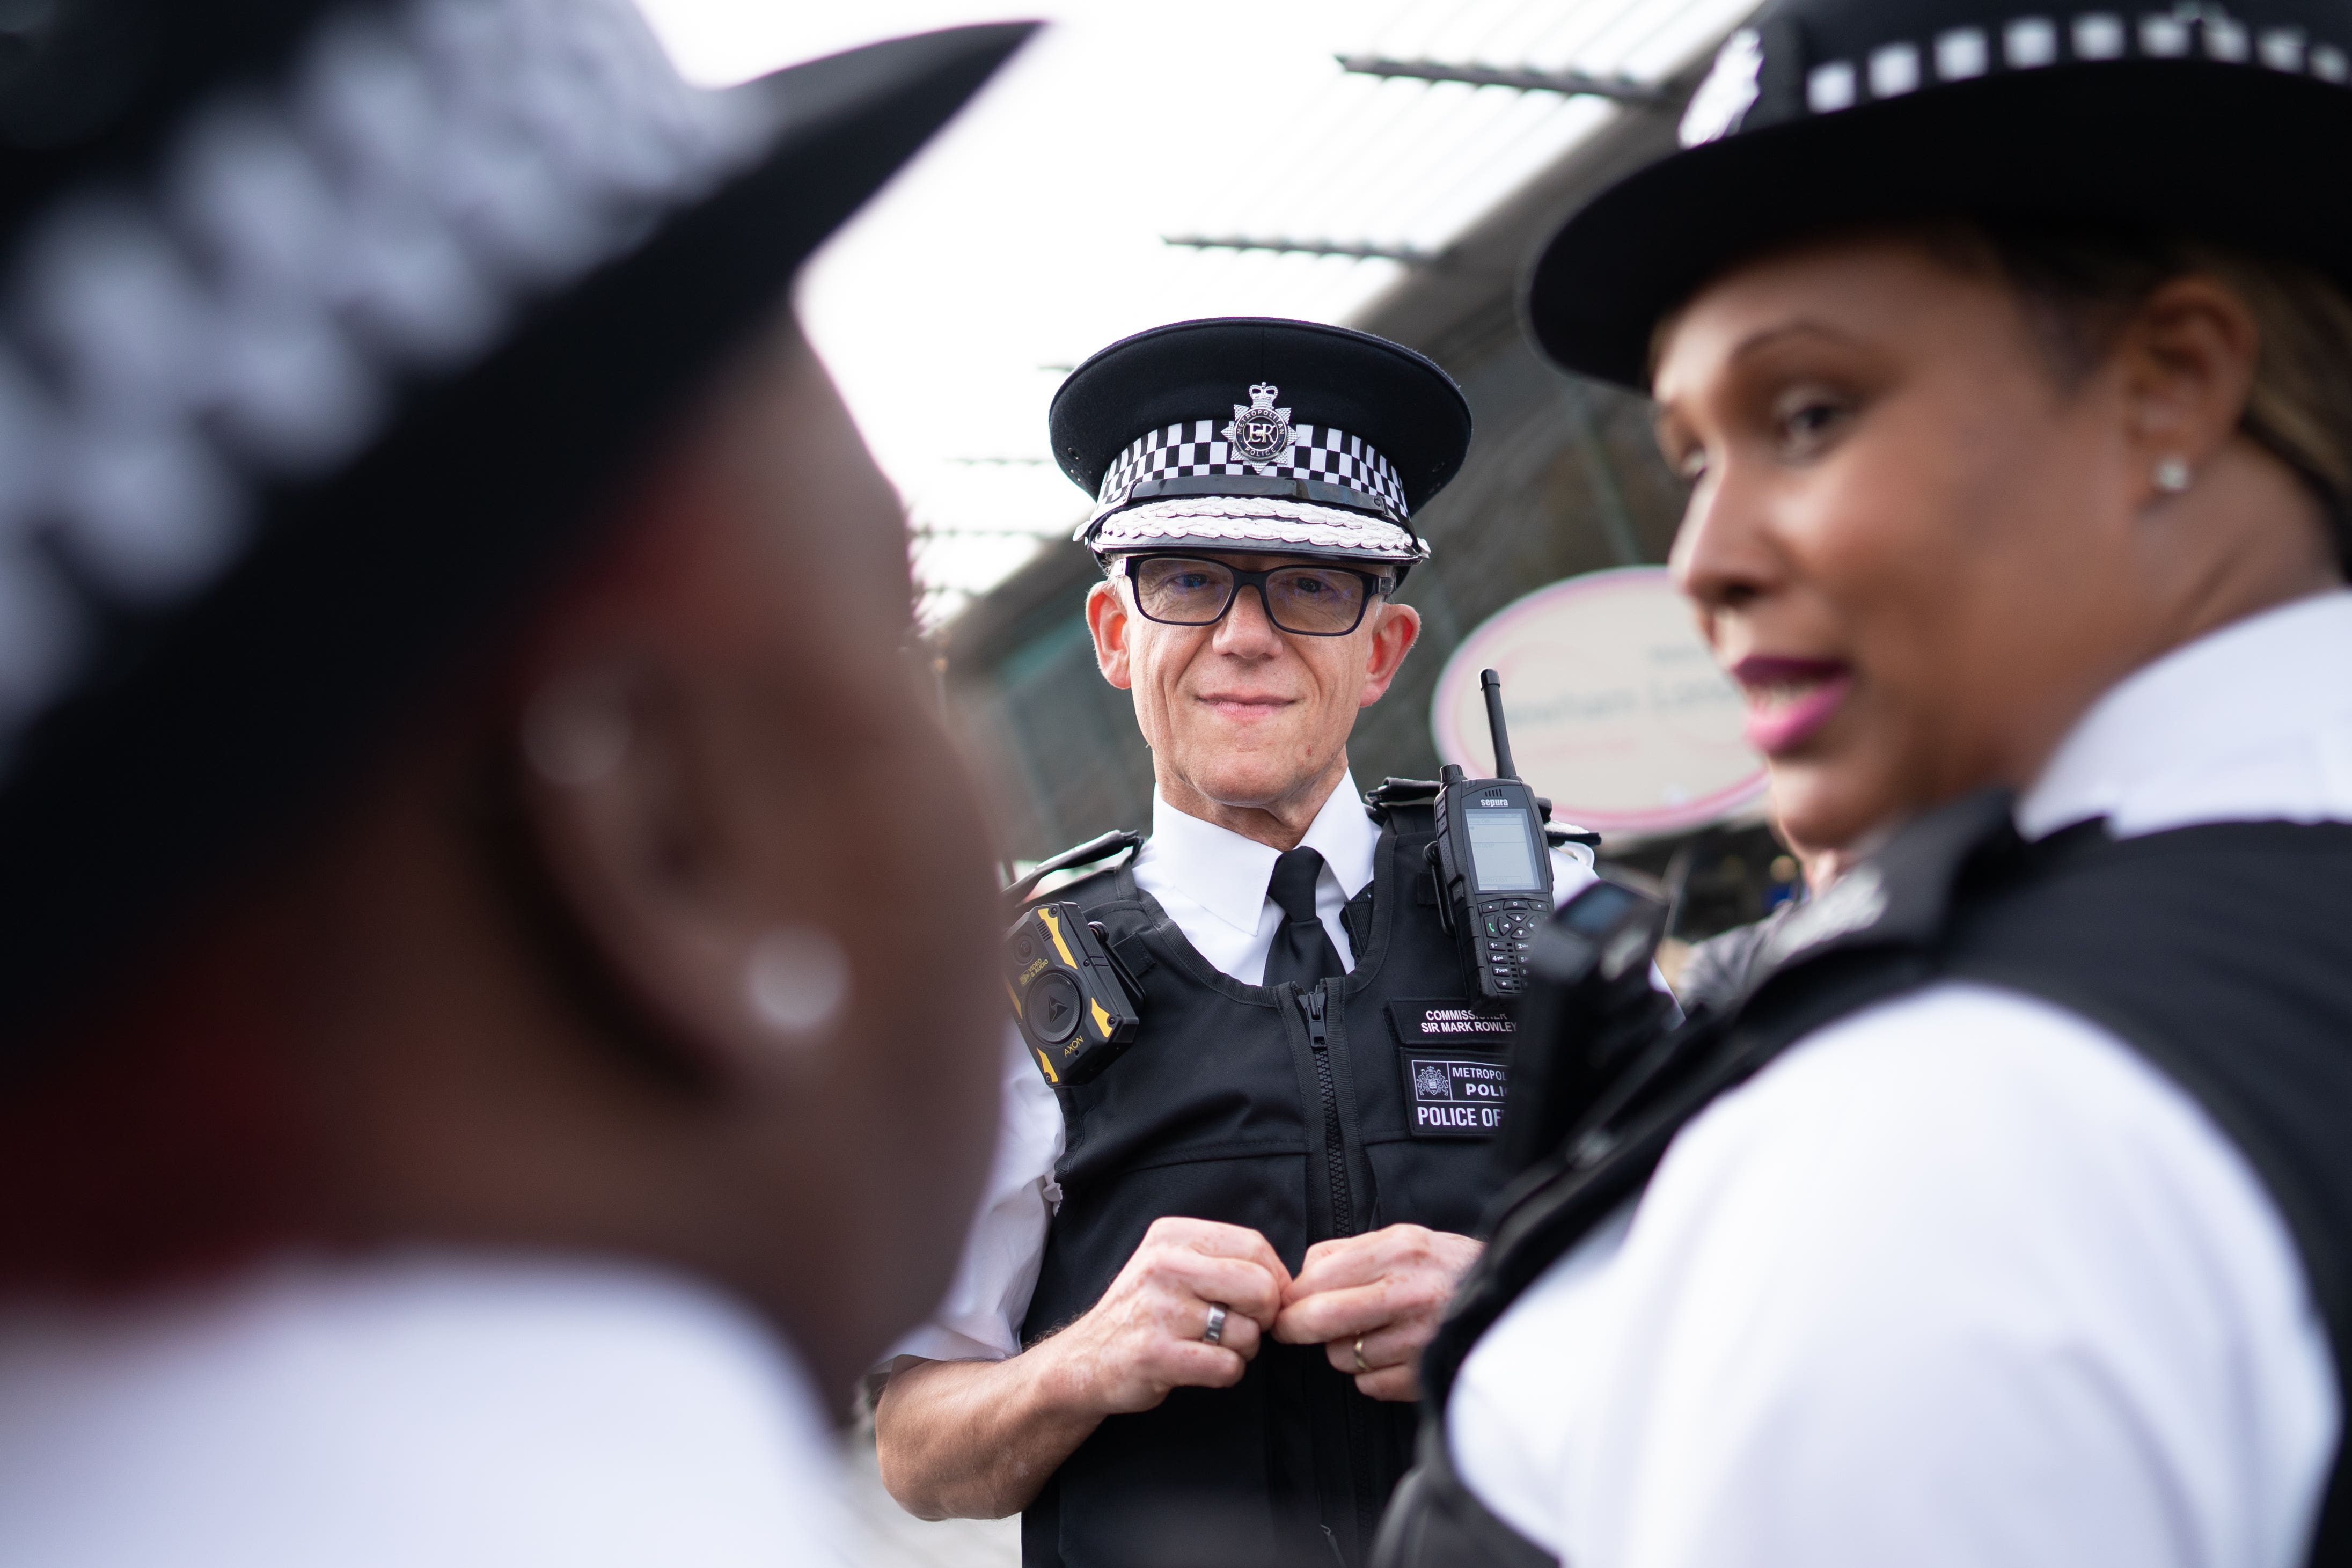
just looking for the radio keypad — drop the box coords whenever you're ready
[1475,896,1541,991]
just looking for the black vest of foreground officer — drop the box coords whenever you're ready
[1381,793,2352,1564]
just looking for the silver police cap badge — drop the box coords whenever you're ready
[1223,382,1295,468]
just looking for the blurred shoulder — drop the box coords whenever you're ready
[0,1255,848,1566]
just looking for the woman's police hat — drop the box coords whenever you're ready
[1529,0,2352,389]
[1051,317,1472,571]
[0,1,1031,1045]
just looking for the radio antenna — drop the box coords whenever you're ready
[1480,669,1520,780]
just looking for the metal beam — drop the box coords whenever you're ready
[1161,234,1435,266]
[1336,54,1667,106]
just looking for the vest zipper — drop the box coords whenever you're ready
[1302,983,1355,1236]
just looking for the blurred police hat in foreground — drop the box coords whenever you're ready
[0,0,1033,1050]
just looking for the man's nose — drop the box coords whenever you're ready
[1211,581,1287,654]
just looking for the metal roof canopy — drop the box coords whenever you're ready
[789,0,1758,628]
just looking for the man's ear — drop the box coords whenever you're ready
[512,656,853,1088]
[1357,600,1422,708]
[1086,576,1134,690]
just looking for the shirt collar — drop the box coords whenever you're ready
[1146,770,1379,936]
[2018,590,2352,838]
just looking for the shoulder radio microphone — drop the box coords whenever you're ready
[1004,901,1144,1087]
[1430,669,1555,999]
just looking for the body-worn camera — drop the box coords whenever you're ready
[1498,877,1675,1175]
[1430,670,1555,999]
[1005,901,1144,1086]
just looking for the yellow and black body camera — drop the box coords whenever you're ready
[1005,900,1144,1086]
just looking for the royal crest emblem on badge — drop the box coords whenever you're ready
[1223,382,1294,469]
[1414,1062,1451,1099]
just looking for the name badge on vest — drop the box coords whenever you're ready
[1389,1000,1513,1139]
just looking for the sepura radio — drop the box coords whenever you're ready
[1430,670,1555,999]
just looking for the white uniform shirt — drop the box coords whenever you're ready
[0,1251,853,1566]
[1449,591,2352,1568]
[891,771,1598,1365]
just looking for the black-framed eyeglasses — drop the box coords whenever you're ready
[1124,554,1396,637]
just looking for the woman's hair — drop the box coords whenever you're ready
[1943,219,2352,567]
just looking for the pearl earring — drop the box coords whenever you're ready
[2152,456,2193,494]
[743,926,851,1040]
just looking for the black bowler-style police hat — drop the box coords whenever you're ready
[0,2,1032,1045]
[1050,317,1472,569]
[1529,0,2352,389]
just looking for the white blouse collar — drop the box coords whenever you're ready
[1146,768,1379,936]
[2019,590,2352,839]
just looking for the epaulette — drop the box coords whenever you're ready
[1363,777,1441,822]
[1365,775,1601,848]
[1545,819,1603,849]
[1005,829,1144,907]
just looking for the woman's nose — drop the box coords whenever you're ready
[1671,463,1781,613]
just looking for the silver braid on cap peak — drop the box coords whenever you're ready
[0,0,781,769]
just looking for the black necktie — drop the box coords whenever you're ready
[1263,846,1345,990]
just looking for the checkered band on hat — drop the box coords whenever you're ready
[1682,7,2352,148]
[1092,419,1410,521]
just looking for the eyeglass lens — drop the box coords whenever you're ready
[1132,558,1370,635]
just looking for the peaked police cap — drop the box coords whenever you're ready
[1529,0,2352,388]
[1051,317,1471,568]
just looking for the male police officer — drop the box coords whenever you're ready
[874,318,1599,1568]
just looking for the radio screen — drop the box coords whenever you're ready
[1466,804,1542,892]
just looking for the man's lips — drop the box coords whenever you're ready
[1196,693,1296,718]
[1728,655,1854,755]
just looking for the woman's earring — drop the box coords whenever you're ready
[743,925,852,1041]
[2152,456,2193,494]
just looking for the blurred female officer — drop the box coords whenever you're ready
[1378,2,2352,1565]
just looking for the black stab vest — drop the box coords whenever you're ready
[1375,793,2352,1568]
[1019,804,1522,1568]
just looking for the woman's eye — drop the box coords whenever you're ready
[1674,446,1708,482]
[1774,389,1852,455]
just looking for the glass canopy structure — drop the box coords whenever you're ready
[638,0,1755,626]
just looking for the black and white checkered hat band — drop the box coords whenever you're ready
[0,0,776,762]
[1091,420,1409,521]
[1682,9,2352,146]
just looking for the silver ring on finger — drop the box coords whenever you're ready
[1202,1302,1229,1346]
[1353,1336,1368,1375]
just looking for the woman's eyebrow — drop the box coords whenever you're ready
[1726,318,1867,363]
[1657,316,1869,413]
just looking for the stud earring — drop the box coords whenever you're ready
[2152,456,2193,494]
[744,925,851,1039]
[523,677,632,787]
